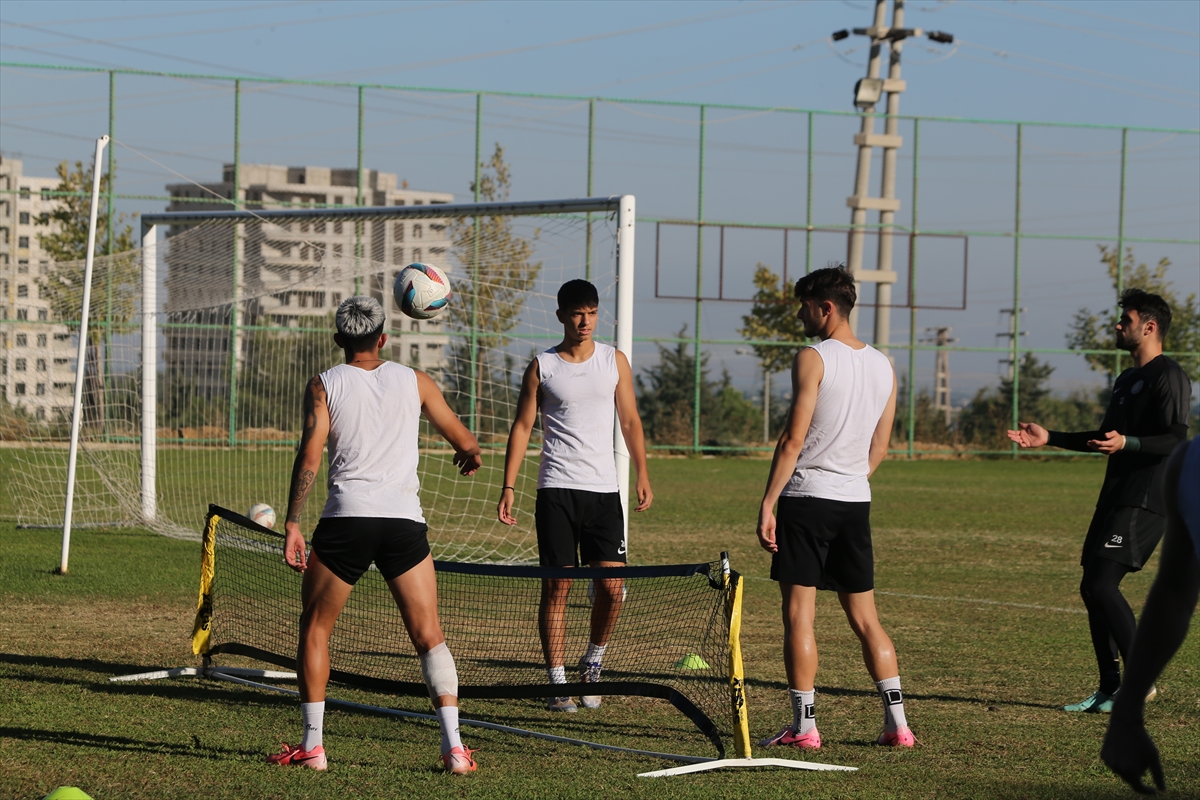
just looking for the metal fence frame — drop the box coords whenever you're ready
[2,61,1198,458]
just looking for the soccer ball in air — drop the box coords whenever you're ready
[394,262,451,320]
[248,503,276,530]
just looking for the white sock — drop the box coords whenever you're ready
[583,642,607,664]
[876,676,908,733]
[301,701,324,751]
[548,665,567,684]
[790,689,816,734]
[435,705,462,756]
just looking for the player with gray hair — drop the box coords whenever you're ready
[270,296,483,775]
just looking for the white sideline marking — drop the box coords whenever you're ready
[744,576,1086,615]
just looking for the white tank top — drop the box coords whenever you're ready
[782,338,894,503]
[536,342,620,492]
[319,361,424,521]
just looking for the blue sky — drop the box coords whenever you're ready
[2,1,1198,400]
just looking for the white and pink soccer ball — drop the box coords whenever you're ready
[248,503,276,529]
[394,262,451,320]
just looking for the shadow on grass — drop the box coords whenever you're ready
[0,726,261,760]
[747,677,1063,711]
[0,652,164,676]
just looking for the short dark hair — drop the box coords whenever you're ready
[794,265,856,316]
[343,323,385,352]
[558,279,599,311]
[1120,288,1171,341]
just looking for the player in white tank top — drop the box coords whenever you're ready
[275,296,483,774]
[498,280,653,711]
[756,267,914,751]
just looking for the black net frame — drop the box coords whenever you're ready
[194,505,740,756]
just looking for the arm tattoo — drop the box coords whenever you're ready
[286,469,315,523]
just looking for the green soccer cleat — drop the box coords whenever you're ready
[1063,690,1113,713]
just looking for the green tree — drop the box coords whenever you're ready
[444,144,541,438]
[34,160,139,431]
[1067,245,1200,383]
[957,353,1103,447]
[636,326,762,451]
[738,264,807,375]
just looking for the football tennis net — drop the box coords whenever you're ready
[193,505,751,757]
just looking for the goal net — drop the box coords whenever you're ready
[194,505,751,758]
[7,197,634,565]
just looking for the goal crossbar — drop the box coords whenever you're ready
[135,195,636,550]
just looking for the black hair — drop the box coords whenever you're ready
[1119,288,1172,341]
[558,279,599,311]
[343,323,385,352]
[794,265,856,317]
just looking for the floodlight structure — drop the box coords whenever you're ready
[833,0,954,346]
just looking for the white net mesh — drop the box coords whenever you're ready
[5,206,618,563]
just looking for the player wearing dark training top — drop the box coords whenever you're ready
[1008,289,1189,713]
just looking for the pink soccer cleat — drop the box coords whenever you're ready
[441,745,477,775]
[877,726,916,747]
[266,743,328,770]
[759,725,821,750]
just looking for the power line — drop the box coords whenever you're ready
[306,1,798,81]
[960,3,1200,59]
[1024,0,1200,39]
[956,40,1199,99]
[1,2,464,51]
[1,1,315,28]
[0,19,282,78]
[951,52,1200,109]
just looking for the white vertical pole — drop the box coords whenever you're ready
[614,194,635,551]
[141,222,158,523]
[60,134,110,575]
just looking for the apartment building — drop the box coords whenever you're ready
[164,164,454,397]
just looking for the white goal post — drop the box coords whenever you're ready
[136,195,636,551]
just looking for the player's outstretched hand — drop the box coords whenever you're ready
[1006,422,1048,448]
[498,488,517,526]
[283,523,308,573]
[454,449,482,476]
[1088,430,1126,455]
[634,476,653,512]
[757,506,778,553]
[1101,720,1165,795]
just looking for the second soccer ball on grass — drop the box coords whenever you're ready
[394,263,451,320]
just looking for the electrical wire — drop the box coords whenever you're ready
[2,1,316,28]
[1024,1,1200,39]
[308,1,798,81]
[959,3,1200,59]
[955,40,1200,99]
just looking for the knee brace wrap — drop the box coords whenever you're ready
[420,642,458,701]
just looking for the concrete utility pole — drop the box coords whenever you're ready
[997,307,1028,380]
[833,2,952,344]
[921,326,956,426]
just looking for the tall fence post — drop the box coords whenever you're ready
[586,97,595,282]
[102,70,116,439]
[805,111,814,276]
[693,106,707,453]
[469,93,482,434]
[907,118,920,459]
[1010,123,1023,458]
[354,85,364,295]
[1114,128,1128,381]
[227,79,242,448]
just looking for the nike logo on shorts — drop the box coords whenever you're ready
[1104,542,1122,548]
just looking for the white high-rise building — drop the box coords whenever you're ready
[0,157,77,421]
[164,164,453,397]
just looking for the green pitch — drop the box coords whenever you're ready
[2,457,1198,799]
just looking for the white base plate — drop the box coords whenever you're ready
[639,757,857,778]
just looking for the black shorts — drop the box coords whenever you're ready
[1082,505,1166,571]
[311,516,430,585]
[535,488,626,567]
[771,496,874,593]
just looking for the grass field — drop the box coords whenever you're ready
[2,457,1198,799]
